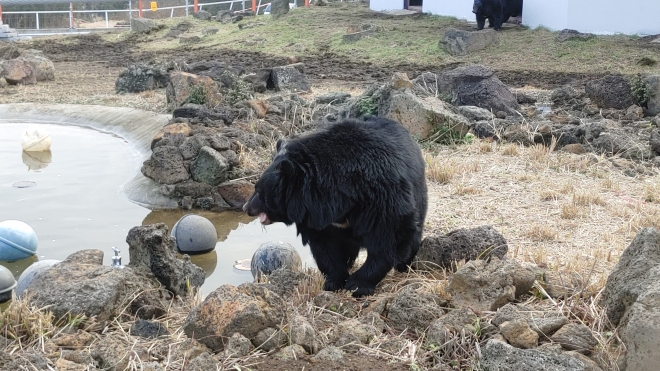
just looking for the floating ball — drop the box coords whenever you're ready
[0,220,38,262]
[251,241,302,280]
[15,259,60,298]
[21,127,51,152]
[0,265,17,303]
[172,214,218,254]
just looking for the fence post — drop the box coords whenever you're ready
[36,13,40,29]
[69,3,74,29]
[305,0,309,6]
[129,0,133,25]
[194,0,198,13]
[242,0,245,11]
[0,5,3,25]
[138,0,143,17]
[105,11,109,27]
[252,0,256,12]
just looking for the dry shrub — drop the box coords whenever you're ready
[540,189,561,201]
[525,224,558,241]
[0,295,59,348]
[644,183,660,203]
[425,154,457,184]
[502,144,519,156]
[478,141,493,153]
[454,184,481,196]
[561,202,582,219]
[573,192,607,206]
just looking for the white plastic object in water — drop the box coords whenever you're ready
[21,127,52,152]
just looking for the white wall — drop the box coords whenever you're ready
[370,0,404,11]
[524,0,660,35]
[423,0,474,20]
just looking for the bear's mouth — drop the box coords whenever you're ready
[259,213,272,225]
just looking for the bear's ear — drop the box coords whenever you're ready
[277,159,297,178]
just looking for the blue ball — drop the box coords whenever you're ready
[0,265,17,303]
[172,214,218,254]
[251,241,302,280]
[0,220,38,262]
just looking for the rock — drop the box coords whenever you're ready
[192,10,212,20]
[179,134,209,160]
[499,319,539,349]
[239,21,266,30]
[243,69,272,93]
[378,88,471,140]
[131,18,160,33]
[550,324,598,354]
[425,307,479,346]
[312,346,344,362]
[555,29,595,42]
[290,315,317,353]
[166,71,221,110]
[247,99,270,118]
[342,30,375,43]
[25,250,165,322]
[480,338,603,371]
[190,146,230,186]
[551,85,587,111]
[183,283,285,351]
[130,319,169,339]
[151,122,192,149]
[620,284,660,371]
[585,75,634,109]
[415,66,519,114]
[0,77,6,88]
[53,330,96,348]
[651,129,660,155]
[54,358,90,371]
[180,34,202,44]
[187,353,220,371]
[0,58,36,85]
[313,291,358,317]
[172,104,233,125]
[216,10,233,24]
[333,318,379,344]
[589,132,653,160]
[414,226,508,270]
[644,75,660,116]
[440,28,499,56]
[391,72,413,89]
[276,344,306,360]
[563,143,587,154]
[315,92,351,105]
[270,0,290,17]
[252,327,286,351]
[455,105,495,122]
[387,285,447,332]
[91,335,148,371]
[21,53,54,81]
[0,43,21,59]
[492,304,568,339]
[141,145,190,184]
[270,64,311,92]
[116,64,169,93]
[223,332,254,357]
[448,257,535,312]
[172,21,192,32]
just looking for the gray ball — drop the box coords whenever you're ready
[16,259,59,298]
[172,214,218,254]
[251,241,302,280]
[0,265,17,303]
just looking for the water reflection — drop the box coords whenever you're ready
[142,210,255,242]
[187,250,218,277]
[1,255,39,279]
[22,150,52,172]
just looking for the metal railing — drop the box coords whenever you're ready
[2,0,268,30]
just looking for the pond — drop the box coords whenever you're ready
[0,123,314,295]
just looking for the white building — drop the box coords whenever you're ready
[370,0,660,35]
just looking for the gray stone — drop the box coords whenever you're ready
[183,283,285,351]
[590,132,653,160]
[0,43,21,59]
[252,327,286,351]
[621,285,660,371]
[216,10,233,24]
[180,35,202,44]
[447,257,535,312]
[172,103,233,125]
[651,129,660,155]
[550,324,598,354]
[646,75,660,116]
[127,223,205,297]
[493,304,569,339]
[223,332,254,357]
[425,307,479,346]
[202,27,219,36]
[499,319,539,349]
[270,0,290,17]
[187,353,219,371]
[192,10,212,20]
[480,339,603,371]
[585,75,634,109]
[216,180,254,209]
[21,54,54,81]
[600,228,660,325]
[141,145,190,184]
[342,30,375,43]
[25,250,166,322]
[387,285,447,332]
[130,319,169,339]
[131,18,159,33]
[179,134,209,160]
[161,180,213,199]
[116,64,169,93]
[455,105,495,122]
[190,146,229,186]
[555,29,595,42]
[0,57,36,85]
[275,344,306,360]
[0,77,6,88]
[440,28,499,56]
[91,334,148,371]
[312,346,344,362]
[414,225,508,270]
[270,64,310,92]
[333,319,379,344]
[290,315,317,353]
[315,92,351,105]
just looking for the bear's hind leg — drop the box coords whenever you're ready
[302,228,358,292]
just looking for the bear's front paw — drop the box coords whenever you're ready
[345,278,375,298]
[323,279,346,292]
[395,262,411,273]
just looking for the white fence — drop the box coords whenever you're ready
[2,0,268,30]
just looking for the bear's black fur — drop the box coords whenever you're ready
[243,117,428,297]
[473,0,523,31]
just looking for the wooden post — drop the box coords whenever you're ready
[252,0,256,12]
[138,0,143,17]
[193,0,198,13]
[0,5,3,25]
[305,0,309,6]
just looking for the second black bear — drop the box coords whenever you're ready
[473,0,523,31]
[243,117,428,297]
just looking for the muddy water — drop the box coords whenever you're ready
[0,123,313,295]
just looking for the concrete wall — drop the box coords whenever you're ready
[370,0,404,11]
[423,0,474,21]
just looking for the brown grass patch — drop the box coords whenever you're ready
[525,224,558,241]
[501,144,520,156]
[573,191,607,206]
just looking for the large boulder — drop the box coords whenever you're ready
[24,250,167,322]
[440,28,499,56]
[480,338,603,371]
[386,285,448,332]
[183,283,285,351]
[20,51,54,81]
[192,10,212,20]
[644,74,660,116]
[190,146,230,186]
[415,65,520,114]
[0,57,36,85]
[270,64,310,92]
[447,257,536,311]
[131,17,160,33]
[215,180,254,209]
[116,64,169,93]
[127,223,205,297]
[585,75,634,109]
[414,225,508,269]
[621,285,660,371]
[166,72,221,110]
[141,145,190,184]
[600,228,660,326]
[270,0,290,17]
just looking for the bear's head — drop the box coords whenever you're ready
[473,0,484,14]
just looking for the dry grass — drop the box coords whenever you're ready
[502,144,520,156]
[525,224,558,241]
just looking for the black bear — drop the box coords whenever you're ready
[244,117,428,297]
[473,0,523,31]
